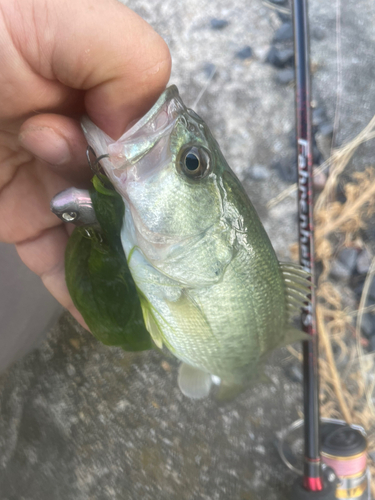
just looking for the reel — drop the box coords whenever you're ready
[278,418,371,499]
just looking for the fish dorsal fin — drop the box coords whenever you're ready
[177,363,213,399]
[279,262,312,319]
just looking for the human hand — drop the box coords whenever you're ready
[0,0,171,327]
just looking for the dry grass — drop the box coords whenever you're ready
[287,115,375,494]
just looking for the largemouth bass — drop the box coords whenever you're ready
[81,86,310,398]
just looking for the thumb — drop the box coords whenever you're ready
[14,0,171,139]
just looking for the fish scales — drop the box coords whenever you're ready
[81,85,310,398]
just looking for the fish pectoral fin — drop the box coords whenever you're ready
[279,261,313,319]
[166,290,220,345]
[140,298,163,349]
[177,363,213,399]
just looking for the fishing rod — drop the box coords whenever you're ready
[288,1,371,499]
[290,0,335,497]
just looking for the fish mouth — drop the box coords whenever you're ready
[120,85,181,139]
[107,85,184,168]
[82,85,185,174]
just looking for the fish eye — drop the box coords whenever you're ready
[62,211,77,222]
[179,146,211,179]
[185,152,200,171]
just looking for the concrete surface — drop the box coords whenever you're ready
[0,314,302,500]
[0,242,62,372]
[1,0,375,499]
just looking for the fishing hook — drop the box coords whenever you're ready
[86,145,109,174]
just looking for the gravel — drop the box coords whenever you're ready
[272,155,298,183]
[210,18,230,30]
[248,164,271,181]
[273,22,294,43]
[235,45,253,60]
[312,106,326,127]
[275,68,295,85]
[337,247,359,275]
[266,47,294,68]
[357,249,372,275]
